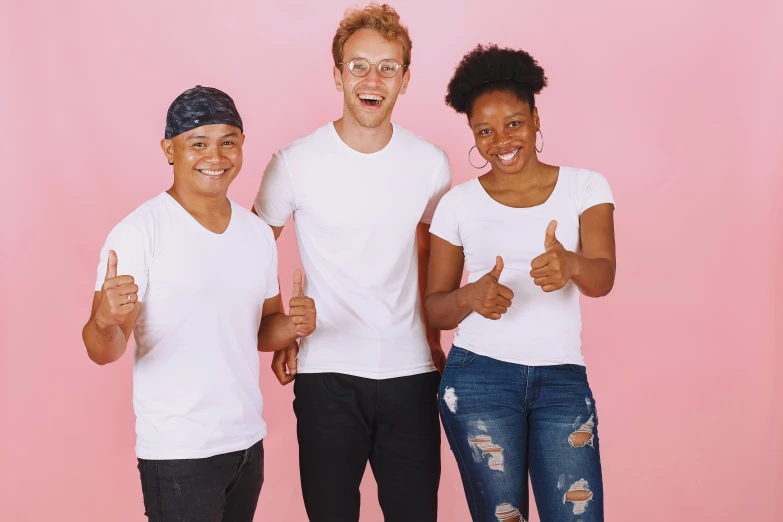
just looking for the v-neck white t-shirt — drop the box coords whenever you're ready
[429,167,614,366]
[254,122,452,379]
[94,192,279,459]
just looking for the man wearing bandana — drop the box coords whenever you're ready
[81,86,316,521]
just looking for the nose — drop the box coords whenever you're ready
[362,64,383,85]
[494,127,513,147]
[204,143,224,163]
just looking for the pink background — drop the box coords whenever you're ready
[1,0,780,520]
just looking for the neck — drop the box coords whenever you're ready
[488,154,549,188]
[333,113,393,154]
[167,183,230,216]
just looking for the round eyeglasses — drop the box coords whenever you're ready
[337,58,408,78]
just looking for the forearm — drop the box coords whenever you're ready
[570,253,615,297]
[257,312,298,352]
[424,284,474,331]
[418,249,441,347]
[82,319,128,365]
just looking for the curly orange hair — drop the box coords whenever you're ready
[332,3,412,67]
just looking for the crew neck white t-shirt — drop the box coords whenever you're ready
[254,122,452,379]
[94,192,279,459]
[429,167,614,366]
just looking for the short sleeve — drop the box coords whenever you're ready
[578,170,615,215]
[254,152,296,227]
[263,226,280,299]
[94,221,149,301]
[420,149,452,224]
[428,186,462,247]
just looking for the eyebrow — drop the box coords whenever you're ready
[185,132,239,140]
[472,114,524,129]
[348,56,399,62]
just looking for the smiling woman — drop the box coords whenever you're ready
[424,44,617,522]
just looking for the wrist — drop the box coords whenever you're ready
[285,315,299,341]
[568,251,583,279]
[92,314,114,332]
[455,284,472,309]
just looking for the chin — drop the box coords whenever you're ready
[348,102,391,129]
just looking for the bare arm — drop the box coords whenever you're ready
[423,235,471,331]
[530,204,616,297]
[424,235,515,331]
[257,294,299,352]
[82,250,140,365]
[252,212,305,384]
[417,223,445,371]
[571,204,616,297]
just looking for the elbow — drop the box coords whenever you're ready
[257,343,278,353]
[90,354,111,366]
[82,324,120,365]
[584,279,615,298]
[85,346,114,366]
[423,298,440,329]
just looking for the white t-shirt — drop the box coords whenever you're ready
[254,122,452,379]
[94,192,279,459]
[429,167,614,366]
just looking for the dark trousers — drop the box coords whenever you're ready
[137,438,264,522]
[294,371,442,522]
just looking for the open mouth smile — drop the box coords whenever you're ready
[493,148,521,166]
[357,93,385,110]
[197,168,228,178]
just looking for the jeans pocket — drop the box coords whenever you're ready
[444,346,476,370]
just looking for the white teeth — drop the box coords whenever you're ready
[359,94,383,101]
[497,149,519,161]
[201,169,225,176]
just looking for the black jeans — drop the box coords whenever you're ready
[294,371,441,522]
[137,439,264,522]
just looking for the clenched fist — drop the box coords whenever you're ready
[462,256,514,320]
[530,221,577,292]
[289,269,316,337]
[95,250,138,328]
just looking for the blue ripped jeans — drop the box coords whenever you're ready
[439,347,604,522]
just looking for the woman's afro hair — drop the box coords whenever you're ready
[445,44,547,116]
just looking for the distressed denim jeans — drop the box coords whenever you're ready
[439,347,603,522]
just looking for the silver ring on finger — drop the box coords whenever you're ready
[127,294,132,303]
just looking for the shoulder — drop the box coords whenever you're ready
[276,123,333,160]
[392,124,448,163]
[561,166,610,188]
[446,178,479,201]
[434,178,475,212]
[110,193,168,237]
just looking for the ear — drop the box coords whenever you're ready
[160,138,174,164]
[399,67,411,95]
[240,133,246,145]
[533,106,540,130]
[333,65,344,93]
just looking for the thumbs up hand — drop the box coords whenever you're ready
[95,250,138,328]
[462,256,515,320]
[530,220,576,292]
[289,269,316,337]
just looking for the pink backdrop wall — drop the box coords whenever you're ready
[1,1,780,520]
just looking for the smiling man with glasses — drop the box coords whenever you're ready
[253,3,451,521]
